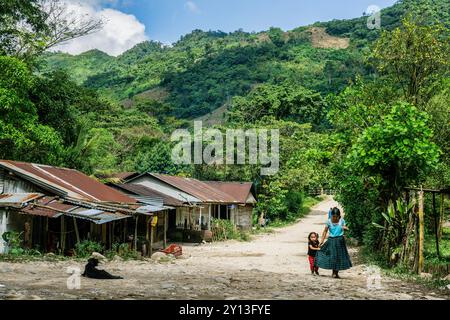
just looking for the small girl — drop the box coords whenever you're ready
[307,232,320,275]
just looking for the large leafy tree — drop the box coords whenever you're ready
[349,102,440,203]
[370,15,449,106]
[0,0,102,60]
[0,56,63,164]
[30,70,111,145]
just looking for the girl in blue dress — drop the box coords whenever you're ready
[316,207,352,278]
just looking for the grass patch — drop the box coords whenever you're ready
[360,245,450,291]
[424,227,450,261]
[0,252,70,263]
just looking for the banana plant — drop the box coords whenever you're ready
[372,198,415,248]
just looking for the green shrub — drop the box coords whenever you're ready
[105,243,138,260]
[74,240,104,258]
[285,191,304,220]
[1,231,42,257]
[1,231,25,255]
[211,219,250,242]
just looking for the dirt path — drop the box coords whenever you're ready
[0,198,448,300]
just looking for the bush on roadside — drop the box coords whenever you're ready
[74,240,104,258]
[211,218,251,242]
[1,231,42,256]
[105,243,138,260]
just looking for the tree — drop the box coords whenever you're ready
[370,15,449,106]
[267,27,285,47]
[229,82,326,128]
[134,142,182,175]
[0,56,63,164]
[30,70,111,145]
[349,102,440,203]
[0,0,102,60]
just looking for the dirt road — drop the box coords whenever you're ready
[0,198,448,300]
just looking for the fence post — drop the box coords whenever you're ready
[418,190,424,274]
[439,193,444,242]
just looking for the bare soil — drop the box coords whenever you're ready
[0,198,448,300]
[309,27,350,49]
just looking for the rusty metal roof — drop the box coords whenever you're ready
[16,196,135,223]
[0,193,43,207]
[150,174,239,204]
[203,182,256,204]
[0,160,136,203]
[114,183,185,207]
[20,196,65,218]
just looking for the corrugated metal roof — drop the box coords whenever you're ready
[16,196,134,223]
[0,193,43,207]
[136,205,173,214]
[0,160,136,203]
[66,208,129,224]
[20,196,65,218]
[151,174,239,204]
[203,182,256,204]
[114,183,185,207]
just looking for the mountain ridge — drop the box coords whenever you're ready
[38,0,450,119]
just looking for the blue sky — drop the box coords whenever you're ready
[106,0,398,44]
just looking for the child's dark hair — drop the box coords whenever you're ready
[308,232,319,242]
[331,207,341,217]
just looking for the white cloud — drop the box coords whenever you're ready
[52,1,148,56]
[185,1,200,14]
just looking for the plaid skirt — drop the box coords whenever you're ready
[315,236,352,271]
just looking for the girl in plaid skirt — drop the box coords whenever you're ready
[315,207,352,278]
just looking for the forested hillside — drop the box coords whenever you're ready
[39,0,450,119]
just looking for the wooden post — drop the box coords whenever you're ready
[432,193,440,258]
[90,223,94,241]
[134,215,139,252]
[418,190,424,274]
[111,221,116,248]
[60,216,65,254]
[44,217,49,252]
[145,216,150,256]
[164,211,168,248]
[208,205,211,230]
[109,223,112,250]
[102,224,107,245]
[439,193,444,241]
[73,217,80,245]
[123,219,127,243]
[150,217,153,257]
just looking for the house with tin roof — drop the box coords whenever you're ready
[109,172,256,242]
[0,160,169,255]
